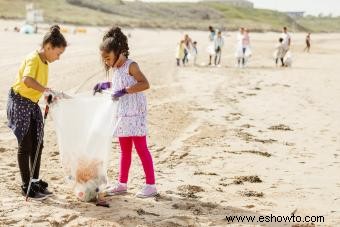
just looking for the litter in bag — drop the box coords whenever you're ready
[51,94,116,202]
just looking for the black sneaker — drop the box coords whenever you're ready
[37,179,48,188]
[21,184,47,201]
[33,180,53,197]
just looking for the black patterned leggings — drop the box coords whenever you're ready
[18,118,43,186]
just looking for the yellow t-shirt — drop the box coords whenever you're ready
[12,51,48,103]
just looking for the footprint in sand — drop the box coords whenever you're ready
[7,163,16,167]
[254,138,277,144]
[239,190,264,197]
[226,149,271,157]
[193,171,218,176]
[268,124,293,131]
[219,175,263,186]
[177,185,204,199]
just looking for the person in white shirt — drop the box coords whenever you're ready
[280,27,291,54]
[235,27,244,68]
[214,31,224,65]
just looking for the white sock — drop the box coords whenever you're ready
[119,182,127,186]
[146,184,156,188]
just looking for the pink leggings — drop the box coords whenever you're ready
[118,136,155,184]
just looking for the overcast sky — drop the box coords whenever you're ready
[141,0,340,16]
[250,0,340,16]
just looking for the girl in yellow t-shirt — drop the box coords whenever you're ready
[7,25,67,200]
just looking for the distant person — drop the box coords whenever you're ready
[7,25,67,200]
[207,26,216,65]
[182,34,192,65]
[304,33,311,52]
[280,26,291,57]
[214,31,224,66]
[175,40,185,66]
[235,27,245,68]
[242,28,252,67]
[274,37,286,67]
[192,41,198,65]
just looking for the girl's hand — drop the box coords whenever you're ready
[93,82,111,95]
[112,88,127,100]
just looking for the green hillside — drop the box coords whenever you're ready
[0,0,339,32]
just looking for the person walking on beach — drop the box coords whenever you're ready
[93,27,157,198]
[235,27,245,68]
[242,28,251,67]
[176,40,185,66]
[214,30,224,66]
[207,26,216,65]
[6,25,67,200]
[280,26,291,58]
[182,34,192,65]
[192,41,198,65]
[274,37,286,67]
[304,33,311,52]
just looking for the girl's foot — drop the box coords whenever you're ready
[105,182,127,196]
[136,184,157,198]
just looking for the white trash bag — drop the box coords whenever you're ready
[51,94,116,202]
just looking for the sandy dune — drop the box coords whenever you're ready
[0,20,339,226]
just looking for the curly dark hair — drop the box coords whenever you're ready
[100,27,129,56]
[42,25,67,48]
[100,27,129,72]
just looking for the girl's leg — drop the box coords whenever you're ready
[30,119,43,179]
[18,122,34,186]
[118,137,133,183]
[217,51,221,65]
[132,136,155,185]
[242,48,247,65]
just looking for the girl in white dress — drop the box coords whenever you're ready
[93,27,157,198]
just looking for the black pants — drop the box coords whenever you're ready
[18,118,43,186]
[215,50,221,65]
[182,49,188,65]
[275,58,284,66]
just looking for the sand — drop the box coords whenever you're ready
[0,20,339,226]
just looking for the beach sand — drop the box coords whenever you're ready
[0,20,339,226]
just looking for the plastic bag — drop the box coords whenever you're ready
[51,94,116,202]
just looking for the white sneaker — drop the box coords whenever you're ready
[104,182,127,196]
[136,184,157,198]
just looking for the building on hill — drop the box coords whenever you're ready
[285,11,305,19]
[126,0,254,8]
[202,0,254,8]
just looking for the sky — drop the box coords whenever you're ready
[250,0,340,16]
[141,0,340,16]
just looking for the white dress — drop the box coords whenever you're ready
[235,33,244,58]
[206,31,216,55]
[112,59,147,137]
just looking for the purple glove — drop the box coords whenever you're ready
[93,82,111,95]
[112,88,127,100]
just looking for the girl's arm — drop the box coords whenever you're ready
[127,62,150,93]
[22,76,47,93]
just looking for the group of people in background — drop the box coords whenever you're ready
[176,25,311,69]
[274,26,292,67]
[235,27,251,68]
[175,34,198,66]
